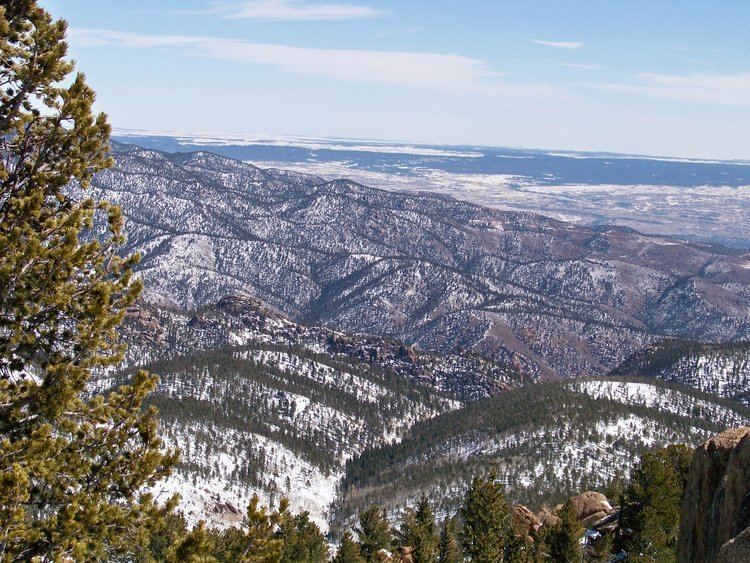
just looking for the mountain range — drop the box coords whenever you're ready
[87,141,750,531]
[91,142,750,380]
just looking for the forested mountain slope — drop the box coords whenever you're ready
[88,142,750,379]
[105,296,523,529]
[333,377,750,531]
[612,340,750,404]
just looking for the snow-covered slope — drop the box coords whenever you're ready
[110,296,524,529]
[334,377,750,530]
[611,340,750,404]
[88,142,750,379]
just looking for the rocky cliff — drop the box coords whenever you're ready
[678,426,750,562]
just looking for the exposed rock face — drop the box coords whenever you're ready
[677,427,750,562]
[716,527,750,562]
[568,491,613,522]
[538,507,561,528]
[513,505,541,535]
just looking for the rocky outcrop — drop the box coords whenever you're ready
[537,507,561,528]
[677,426,750,562]
[568,491,613,523]
[716,527,750,562]
[513,505,541,535]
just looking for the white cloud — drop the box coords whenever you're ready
[201,0,380,20]
[593,72,750,107]
[69,28,568,100]
[532,39,584,50]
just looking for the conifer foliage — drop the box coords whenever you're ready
[539,502,581,563]
[396,494,438,563]
[356,506,394,561]
[332,530,365,563]
[616,444,692,562]
[461,472,527,562]
[0,1,176,558]
[437,517,462,563]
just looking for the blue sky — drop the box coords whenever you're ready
[44,0,750,159]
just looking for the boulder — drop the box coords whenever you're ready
[568,491,612,521]
[590,509,620,533]
[513,504,541,534]
[677,426,750,563]
[581,510,609,530]
[538,507,561,528]
[716,527,750,562]
[374,548,394,562]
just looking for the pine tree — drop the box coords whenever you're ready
[541,502,581,563]
[356,505,393,562]
[334,530,366,563]
[461,472,516,562]
[396,495,438,563]
[616,444,691,562]
[242,494,285,562]
[278,510,328,562]
[0,1,177,559]
[167,521,219,563]
[437,517,461,563]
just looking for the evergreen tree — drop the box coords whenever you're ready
[396,495,438,563]
[147,509,190,561]
[334,531,366,563]
[208,527,250,563]
[616,444,691,562]
[166,522,218,563]
[356,505,393,562]
[461,472,516,562]
[0,1,177,559]
[437,517,461,563]
[541,502,581,563]
[242,494,285,562]
[278,510,328,563]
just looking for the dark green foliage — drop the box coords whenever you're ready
[616,444,692,562]
[437,517,462,563]
[396,494,438,563]
[147,510,191,561]
[207,527,250,562]
[603,470,627,504]
[356,506,393,561]
[166,522,217,563]
[278,511,329,562]
[0,1,176,558]
[461,472,516,561]
[333,531,366,563]
[333,377,746,529]
[611,339,750,402]
[147,495,327,562]
[540,502,581,563]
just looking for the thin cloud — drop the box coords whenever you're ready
[543,59,606,70]
[198,0,381,20]
[532,39,584,50]
[69,28,569,100]
[592,72,750,107]
[678,57,712,67]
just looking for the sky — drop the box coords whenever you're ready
[44,0,750,159]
